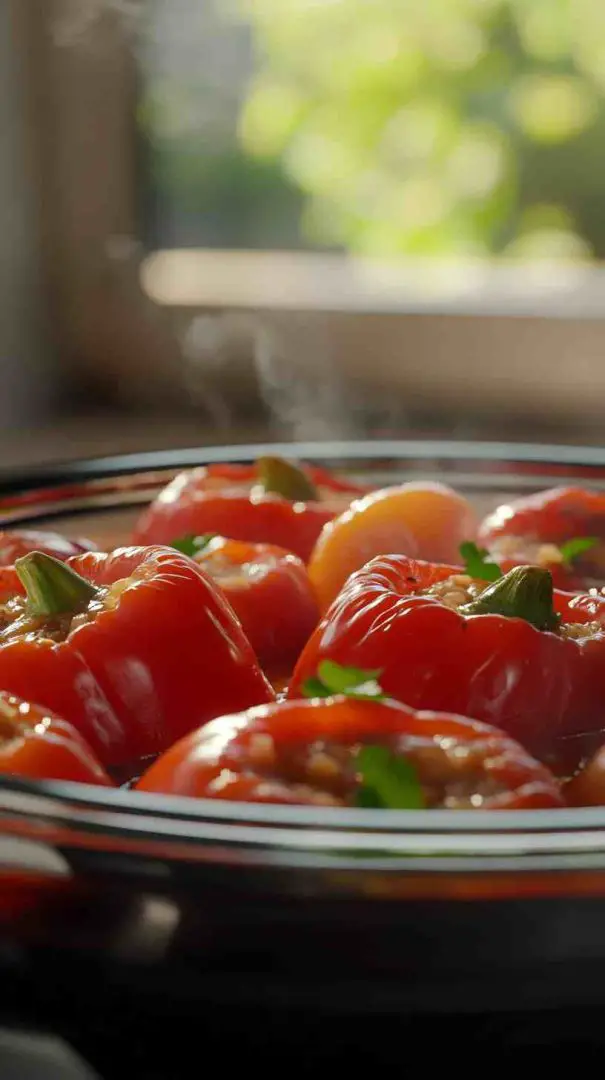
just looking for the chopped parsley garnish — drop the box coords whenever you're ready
[459,541,503,582]
[171,534,217,558]
[300,663,424,809]
[302,659,386,701]
[559,536,598,565]
[355,745,425,810]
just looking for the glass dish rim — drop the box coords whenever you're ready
[1,437,605,871]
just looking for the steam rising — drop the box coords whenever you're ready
[182,312,364,441]
[252,316,360,441]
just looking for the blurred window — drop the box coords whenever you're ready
[18,0,605,441]
[139,0,605,262]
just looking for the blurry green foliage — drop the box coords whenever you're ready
[237,0,605,259]
[139,78,307,249]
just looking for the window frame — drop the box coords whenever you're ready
[18,0,182,406]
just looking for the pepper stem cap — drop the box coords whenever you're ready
[257,456,318,501]
[460,565,560,632]
[15,552,99,617]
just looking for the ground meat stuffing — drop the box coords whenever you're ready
[426,573,483,609]
[489,535,565,568]
[242,732,514,809]
[560,620,602,641]
[425,572,600,640]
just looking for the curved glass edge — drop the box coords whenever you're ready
[2,437,605,498]
[2,776,605,872]
[0,439,604,872]
[1,440,605,528]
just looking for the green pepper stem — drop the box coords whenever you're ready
[15,551,99,617]
[460,565,560,632]
[257,456,318,501]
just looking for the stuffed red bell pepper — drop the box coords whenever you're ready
[480,487,605,580]
[133,457,368,562]
[289,555,605,767]
[0,546,274,770]
[137,677,563,809]
[173,534,318,677]
[0,691,112,786]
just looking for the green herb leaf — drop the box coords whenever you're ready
[301,676,332,699]
[317,659,383,693]
[171,534,217,558]
[558,536,599,565]
[355,745,425,810]
[302,659,386,701]
[354,785,384,809]
[459,541,503,582]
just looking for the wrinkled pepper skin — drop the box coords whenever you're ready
[192,537,318,674]
[133,462,368,562]
[0,546,274,768]
[0,691,112,786]
[289,555,605,765]
[137,695,563,809]
[480,487,605,578]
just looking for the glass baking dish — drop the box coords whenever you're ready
[3,439,605,1020]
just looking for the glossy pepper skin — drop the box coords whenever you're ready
[192,537,318,676]
[480,487,605,578]
[137,696,563,809]
[0,691,112,786]
[308,482,477,612]
[133,461,368,563]
[289,555,605,765]
[0,546,274,769]
[0,529,96,566]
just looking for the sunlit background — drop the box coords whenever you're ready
[2,0,605,465]
[143,0,605,261]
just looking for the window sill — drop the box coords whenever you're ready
[142,249,605,320]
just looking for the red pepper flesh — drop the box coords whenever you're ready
[289,555,605,766]
[0,546,274,768]
[192,537,318,676]
[480,487,605,578]
[0,691,112,786]
[133,461,368,562]
[137,695,563,809]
